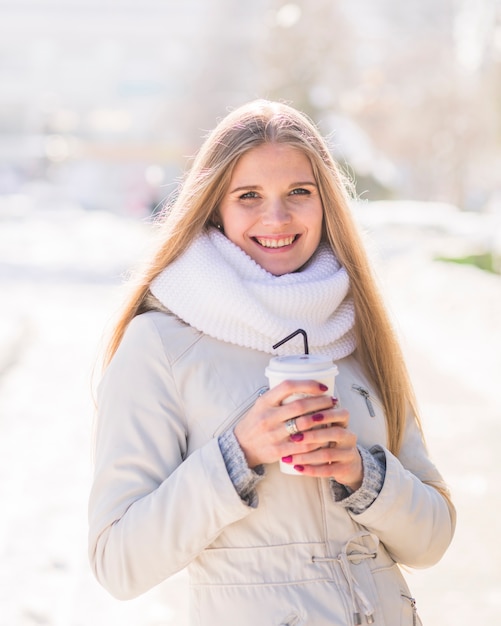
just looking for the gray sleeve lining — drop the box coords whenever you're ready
[329,444,386,514]
[218,428,265,508]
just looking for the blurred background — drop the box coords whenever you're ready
[2,0,501,212]
[0,1,500,625]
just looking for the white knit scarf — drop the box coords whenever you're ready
[150,228,356,359]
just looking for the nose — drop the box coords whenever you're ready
[261,198,291,226]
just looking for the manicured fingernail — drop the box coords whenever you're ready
[312,413,324,422]
[331,397,338,406]
[281,455,293,463]
[294,465,305,472]
[290,433,304,442]
[319,383,328,391]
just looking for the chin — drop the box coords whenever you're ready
[263,263,300,276]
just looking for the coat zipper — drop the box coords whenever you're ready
[213,386,268,437]
[401,594,418,626]
[351,384,376,417]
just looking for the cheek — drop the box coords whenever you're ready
[219,211,248,244]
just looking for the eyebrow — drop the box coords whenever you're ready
[229,181,317,194]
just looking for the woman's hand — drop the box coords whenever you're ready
[283,423,364,492]
[233,380,363,490]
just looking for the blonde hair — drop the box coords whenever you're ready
[104,99,419,455]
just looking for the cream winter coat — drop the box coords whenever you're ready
[88,311,455,626]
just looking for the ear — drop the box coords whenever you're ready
[209,212,223,231]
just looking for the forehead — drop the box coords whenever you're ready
[231,143,314,181]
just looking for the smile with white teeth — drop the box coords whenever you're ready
[255,235,297,248]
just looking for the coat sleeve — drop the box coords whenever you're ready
[88,315,253,600]
[347,409,456,569]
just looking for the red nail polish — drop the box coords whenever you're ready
[281,455,293,463]
[331,397,338,406]
[312,413,324,422]
[319,383,328,392]
[294,465,305,472]
[290,433,304,442]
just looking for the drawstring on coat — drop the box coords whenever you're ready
[313,532,379,625]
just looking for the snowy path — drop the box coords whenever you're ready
[0,203,499,625]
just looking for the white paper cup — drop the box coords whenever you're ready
[265,354,338,475]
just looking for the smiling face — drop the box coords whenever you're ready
[217,143,324,276]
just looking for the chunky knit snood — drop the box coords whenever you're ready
[151,227,356,359]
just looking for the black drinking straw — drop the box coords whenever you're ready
[272,329,309,354]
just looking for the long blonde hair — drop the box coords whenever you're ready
[104,100,419,455]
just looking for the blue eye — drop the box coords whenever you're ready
[290,188,310,195]
[240,191,259,199]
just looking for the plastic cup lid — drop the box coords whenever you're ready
[266,354,338,374]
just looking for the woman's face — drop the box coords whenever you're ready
[218,143,324,276]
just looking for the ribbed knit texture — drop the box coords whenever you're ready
[218,429,265,509]
[330,445,386,513]
[151,228,356,359]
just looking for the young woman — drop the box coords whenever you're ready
[88,100,455,626]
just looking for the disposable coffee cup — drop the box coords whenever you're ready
[265,354,338,475]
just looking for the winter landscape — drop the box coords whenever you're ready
[0,197,500,625]
[1,0,501,623]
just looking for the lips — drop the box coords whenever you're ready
[254,235,298,249]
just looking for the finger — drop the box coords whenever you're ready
[267,379,333,407]
[291,423,354,449]
[287,446,363,486]
[290,443,357,467]
[295,406,348,433]
[276,396,339,431]
[294,461,359,481]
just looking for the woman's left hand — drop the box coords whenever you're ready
[282,420,364,491]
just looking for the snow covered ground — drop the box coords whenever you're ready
[0,199,499,625]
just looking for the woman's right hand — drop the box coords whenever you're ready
[233,380,344,468]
